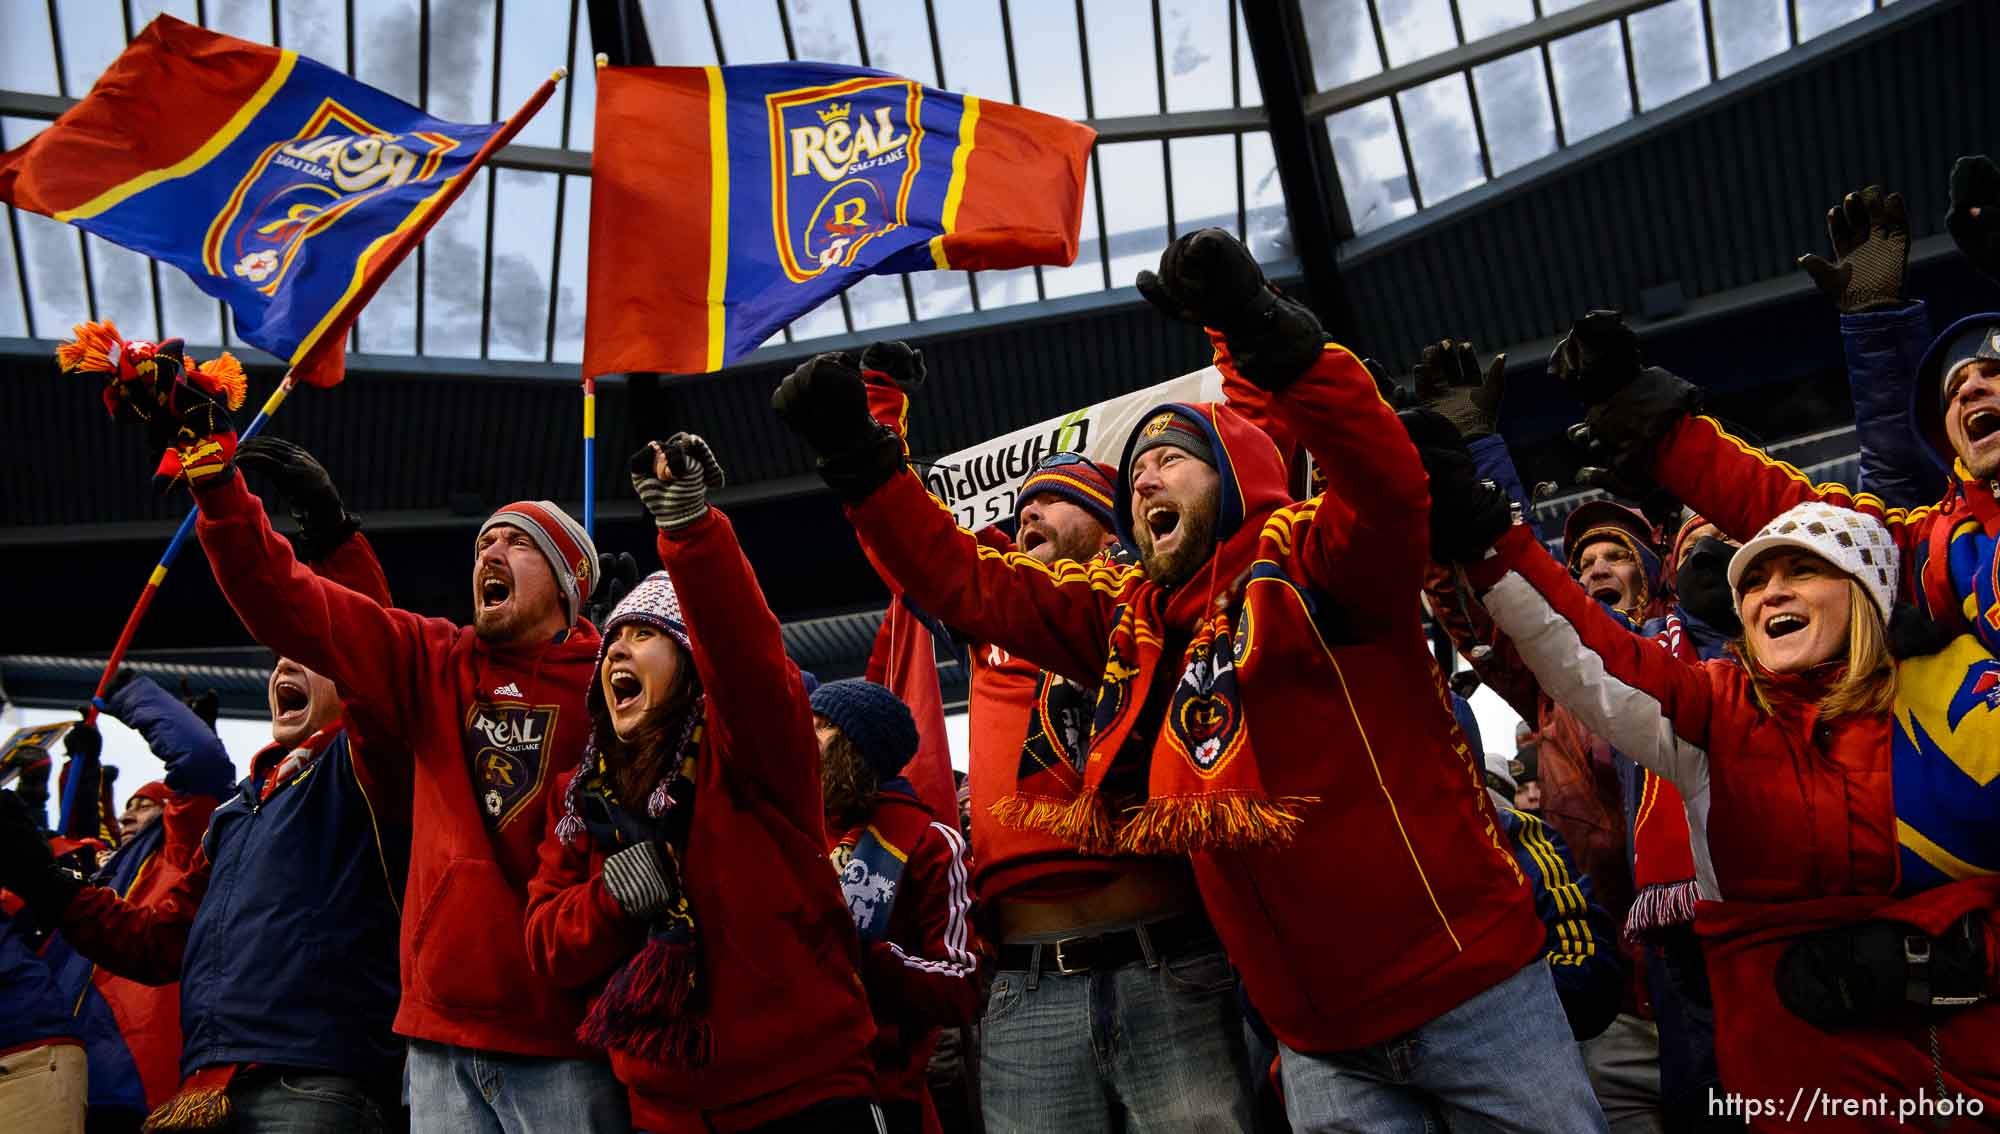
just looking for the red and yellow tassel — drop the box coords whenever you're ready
[55,320,124,375]
[191,351,247,411]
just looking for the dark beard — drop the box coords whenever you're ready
[1137,504,1217,588]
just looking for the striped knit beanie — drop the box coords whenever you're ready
[1015,451,1118,531]
[479,501,598,627]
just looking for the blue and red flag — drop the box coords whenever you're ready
[584,63,1095,378]
[0,15,554,387]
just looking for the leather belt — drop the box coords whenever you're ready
[996,910,1217,976]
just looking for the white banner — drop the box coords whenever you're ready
[919,366,1225,531]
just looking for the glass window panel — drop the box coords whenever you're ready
[1301,0,1379,90]
[977,267,1039,310]
[1080,0,1159,116]
[1399,74,1483,206]
[1628,0,1706,111]
[910,270,975,320]
[788,293,850,342]
[1042,158,1104,298]
[1539,0,1596,13]
[353,0,421,105]
[1005,0,1087,120]
[1797,0,1871,40]
[1240,132,1289,263]
[83,236,158,342]
[356,256,417,354]
[845,273,912,331]
[552,175,589,363]
[1471,49,1555,176]
[1549,22,1631,143]
[130,1,199,29]
[783,0,864,66]
[1161,1,1232,113]
[277,0,349,67]
[1169,135,1237,235]
[16,211,89,340]
[1711,0,1786,78]
[1460,0,1534,40]
[1325,99,1413,234]
[426,0,497,120]
[420,169,491,356]
[204,0,273,42]
[937,1,1017,102]
[640,0,720,66]
[1,4,61,96]
[1095,141,1167,288]
[158,264,225,347]
[712,1,789,65]
[1234,3,1259,108]
[566,10,600,148]
[0,210,27,338]
[499,2,581,148]
[858,0,940,85]
[486,169,558,361]
[1376,0,1457,68]
[54,0,138,95]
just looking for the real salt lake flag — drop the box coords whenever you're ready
[0,15,553,387]
[584,62,1095,378]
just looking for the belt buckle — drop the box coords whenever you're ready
[1051,935,1089,975]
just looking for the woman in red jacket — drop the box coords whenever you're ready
[524,434,879,1134]
[1438,454,2000,1130]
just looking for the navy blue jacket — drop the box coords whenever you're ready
[1844,299,1947,509]
[62,728,409,1082]
[1496,806,1621,1041]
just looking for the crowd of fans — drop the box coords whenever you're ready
[2,152,1999,1134]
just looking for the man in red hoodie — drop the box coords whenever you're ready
[776,229,1605,1131]
[113,389,626,1129]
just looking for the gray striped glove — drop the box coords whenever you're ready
[630,432,725,531]
[599,841,671,921]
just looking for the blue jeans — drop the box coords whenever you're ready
[1278,962,1608,1134]
[229,1072,387,1134]
[407,1040,627,1134]
[979,934,1255,1133]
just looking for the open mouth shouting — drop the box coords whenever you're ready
[1144,501,1183,553]
[272,672,310,724]
[1962,405,2000,445]
[478,570,513,613]
[606,666,644,714]
[1019,526,1048,554]
[1763,611,1808,640]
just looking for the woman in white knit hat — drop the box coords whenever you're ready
[1431,489,2000,1128]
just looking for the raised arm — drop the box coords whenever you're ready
[98,676,233,802]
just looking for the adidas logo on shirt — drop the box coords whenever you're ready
[492,682,523,698]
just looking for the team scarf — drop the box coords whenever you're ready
[1001,405,1313,855]
[1624,610,1707,943]
[560,700,710,1068]
[829,791,916,943]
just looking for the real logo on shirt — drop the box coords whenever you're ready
[463,700,558,827]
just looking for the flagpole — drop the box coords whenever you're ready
[83,372,300,725]
[581,375,596,537]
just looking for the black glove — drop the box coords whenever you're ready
[1363,357,1413,409]
[1776,917,1987,1031]
[0,791,82,923]
[1138,228,1325,391]
[64,720,101,763]
[1414,340,1506,440]
[1550,310,1644,406]
[1399,408,1515,563]
[860,340,926,391]
[234,436,361,562]
[1947,155,2000,284]
[1564,366,1701,492]
[177,678,222,734]
[581,552,640,631]
[1675,536,1742,638]
[1798,186,1910,314]
[772,353,905,503]
[1888,601,1959,661]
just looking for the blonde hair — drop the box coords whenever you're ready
[1740,580,1895,719]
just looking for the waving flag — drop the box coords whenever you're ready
[0,15,554,387]
[585,63,1095,378]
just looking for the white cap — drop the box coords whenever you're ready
[1484,751,1518,795]
[1725,501,1898,618]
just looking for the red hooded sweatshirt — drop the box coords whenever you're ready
[847,344,1543,1053]
[1472,522,2000,1130]
[192,470,599,1057]
[523,514,876,1132]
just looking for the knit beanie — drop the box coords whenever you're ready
[1130,409,1216,469]
[586,571,696,725]
[810,679,919,780]
[128,781,170,807]
[479,501,598,626]
[1726,501,1898,618]
[1014,451,1118,531]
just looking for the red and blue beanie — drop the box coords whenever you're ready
[479,500,598,626]
[810,678,919,780]
[1129,409,1216,468]
[1015,451,1118,531]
